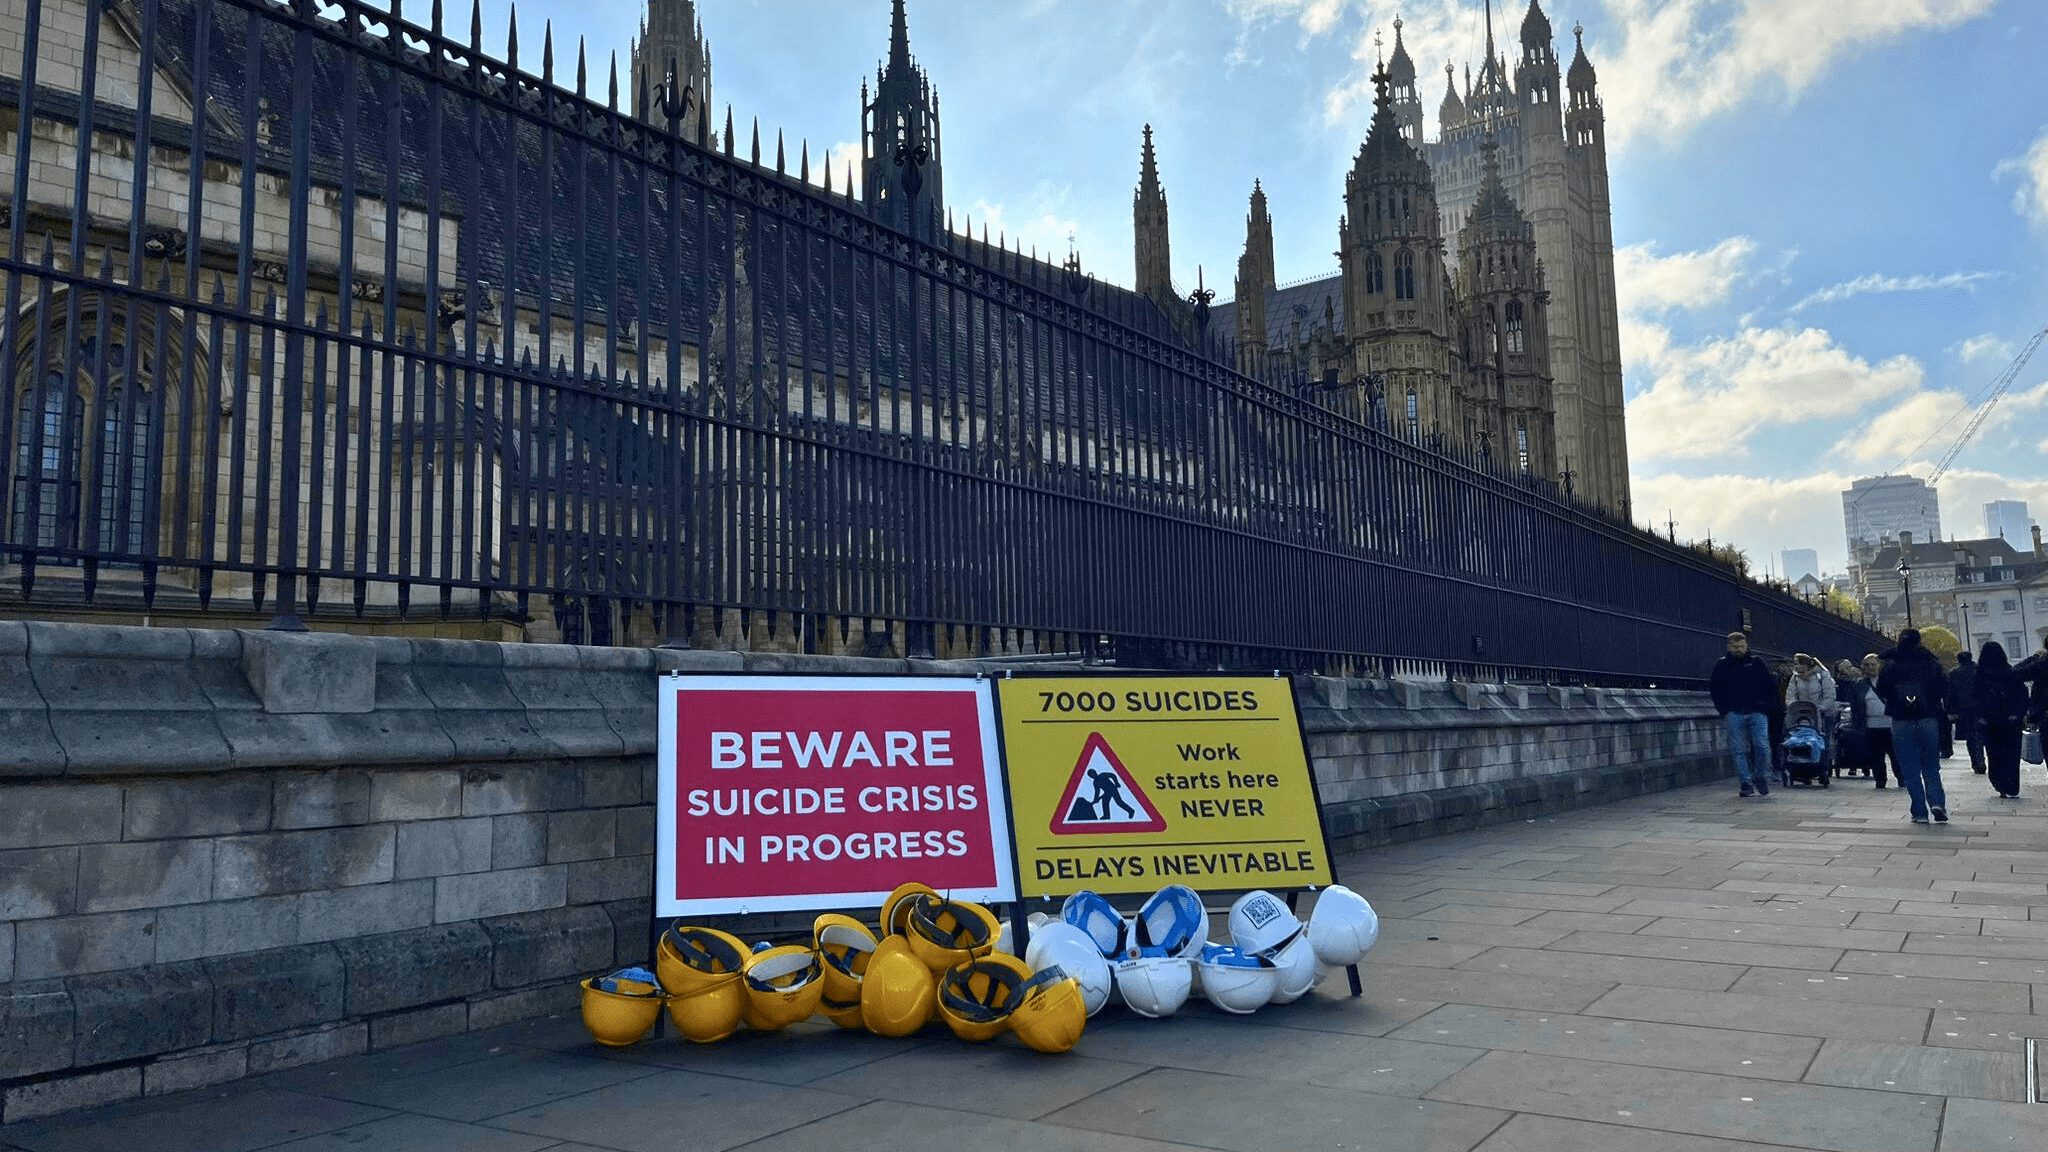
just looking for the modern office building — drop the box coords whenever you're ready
[1780,549,1820,583]
[1842,476,1942,567]
[1984,500,2033,545]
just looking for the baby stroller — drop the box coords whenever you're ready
[1780,702,1830,788]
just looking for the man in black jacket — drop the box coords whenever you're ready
[1876,630,1950,824]
[1949,651,1984,774]
[1710,632,1776,797]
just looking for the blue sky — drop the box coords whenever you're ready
[451,0,2048,575]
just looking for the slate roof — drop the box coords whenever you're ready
[1212,273,1344,351]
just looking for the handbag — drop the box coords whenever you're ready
[2024,724,2045,767]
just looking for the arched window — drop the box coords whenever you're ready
[1399,189,1410,225]
[1487,323,1499,359]
[1516,420,1530,473]
[1366,251,1385,294]
[1405,388,1419,439]
[1394,248,1415,300]
[1505,300,1525,354]
[9,313,175,563]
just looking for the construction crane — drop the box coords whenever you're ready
[1851,325,2047,509]
[1927,326,2046,487]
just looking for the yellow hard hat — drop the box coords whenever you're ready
[860,934,935,1038]
[579,972,663,1047]
[742,945,825,1031]
[879,882,939,938]
[814,914,879,1030]
[655,925,748,1044]
[1009,966,1087,1054]
[935,953,1035,1042]
[905,898,1002,973]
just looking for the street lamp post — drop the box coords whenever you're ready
[1898,560,1914,631]
[1960,600,1971,653]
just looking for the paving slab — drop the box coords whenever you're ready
[2,1088,390,1152]
[802,1041,1149,1120]
[594,1020,917,1085]
[1425,1050,1945,1152]
[1541,928,1846,970]
[1580,985,1931,1044]
[261,1114,559,1152]
[1903,934,2048,959]
[283,1049,660,1123]
[1936,1097,2048,1150]
[741,1100,1204,1152]
[1073,1013,1484,1095]
[486,1070,864,1152]
[1835,950,2048,983]
[1388,1003,1821,1078]
[1346,961,1616,1013]
[1455,945,1747,992]
[1374,916,1573,950]
[1639,915,1907,952]
[1923,1009,2048,1051]
[1729,967,2034,1012]
[1043,1067,1512,1152]
[1470,1114,1815,1152]
[1802,1039,2028,1101]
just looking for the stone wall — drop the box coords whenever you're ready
[0,621,1726,1122]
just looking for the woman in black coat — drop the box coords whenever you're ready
[1971,642,2031,799]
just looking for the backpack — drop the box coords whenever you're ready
[1886,656,1942,720]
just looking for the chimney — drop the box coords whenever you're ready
[1899,530,1913,549]
[2035,524,2044,558]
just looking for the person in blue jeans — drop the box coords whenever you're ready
[1876,630,1951,824]
[1710,631,1775,797]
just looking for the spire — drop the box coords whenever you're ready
[1388,15,1416,86]
[1440,59,1466,128]
[1521,0,1552,47]
[1250,177,1267,216]
[888,0,911,72]
[1137,123,1164,202]
[1568,20,1597,89]
[1483,0,1498,68]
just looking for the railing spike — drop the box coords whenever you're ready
[844,160,854,199]
[724,105,735,156]
[822,149,832,193]
[541,22,553,80]
[470,0,483,53]
[750,117,760,166]
[431,0,444,36]
[775,129,785,174]
[608,49,619,111]
[800,139,810,184]
[506,4,519,68]
[575,37,587,97]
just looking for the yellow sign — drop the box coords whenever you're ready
[997,676,1333,897]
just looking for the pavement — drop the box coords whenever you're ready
[8,758,2048,1152]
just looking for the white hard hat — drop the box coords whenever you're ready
[994,917,1016,957]
[1027,911,1055,931]
[1307,885,1379,967]
[1135,885,1209,959]
[1113,954,1193,1019]
[1025,921,1113,1017]
[1266,930,1322,1004]
[1228,890,1300,957]
[1061,891,1135,959]
[1196,944,1278,1015]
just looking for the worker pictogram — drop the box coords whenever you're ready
[1048,733,1165,834]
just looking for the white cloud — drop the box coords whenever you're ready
[1788,270,2003,313]
[1625,324,1922,462]
[1631,466,2048,576]
[1613,237,1757,315]
[1998,127,2048,231]
[1955,333,2017,364]
[965,185,1083,263]
[1829,389,1969,465]
[1597,0,1998,152]
[1225,1,1996,148]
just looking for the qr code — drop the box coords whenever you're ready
[1243,896,1281,928]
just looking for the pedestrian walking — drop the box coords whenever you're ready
[2016,636,2048,723]
[1949,651,1985,774]
[1876,630,1950,824]
[1844,655,1896,787]
[1970,643,2030,799]
[1710,632,1775,797]
[1786,654,1837,769]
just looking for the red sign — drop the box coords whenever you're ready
[655,676,1016,916]
[1048,733,1165,834]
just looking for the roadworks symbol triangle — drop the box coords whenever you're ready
[1049,732,1166,835]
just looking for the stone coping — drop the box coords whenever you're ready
[1,621,1712,778]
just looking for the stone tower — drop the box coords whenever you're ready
[1565,22,1630,511]
[1233,181,1277,375]
[1457,138,1555,478]
[1341,63,1456,441]
[1133,124,1176,308]
[862,0,944,241]
[630,0,711,135]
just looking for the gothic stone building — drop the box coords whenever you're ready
[1206,2,1630,512]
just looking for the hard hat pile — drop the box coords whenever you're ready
[578,881,1087,1053]
[1040,883,1379,1019]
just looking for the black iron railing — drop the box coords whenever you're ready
[0,0,1883,680]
